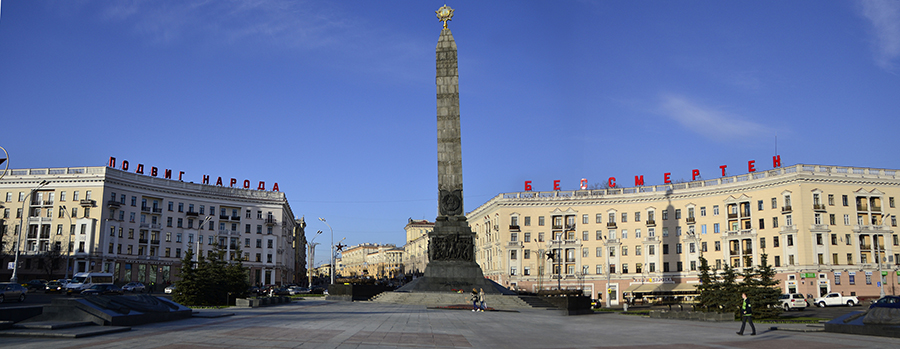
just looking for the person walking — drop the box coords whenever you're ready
[478,288,486,312]
[471,289,479,312]
[737,293,756,336]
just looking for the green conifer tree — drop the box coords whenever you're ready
[747,253,782,319]
[719,263,741,318]
[696,255,719,312]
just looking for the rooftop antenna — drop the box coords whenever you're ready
[775,135,777,155]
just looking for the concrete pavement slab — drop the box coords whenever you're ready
[0,300,897,348]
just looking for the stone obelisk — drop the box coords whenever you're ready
[402,5,496,293]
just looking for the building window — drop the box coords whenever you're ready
[524,216,531,226]
[662,210,668,220]
[663,244,669,254]
[714,241,721,251]
[771,198,777,209]
[582,214,589,224]
[621,212,627,223]
[622,246,628,256]
[758,200,763,211]
[635,246,641,256]
[713,205,719,216]
[596,247,603,257]
[891,197,896,208]
[510,250,517,260]
[700,207,706,216]
[774,256,780,267]
[759,218,765,229]
[524,232,531,242]
[842,195,848,206]
[583,231,589,240]
[786,214,793,226]
[523,250,530,259]
[648,245,655,255]
[676,243,682,254]
[538,216,545,226]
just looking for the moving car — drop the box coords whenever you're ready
[122,282,146,293]
[164,284,176,294]
[0,283,28,303]
[778,293,807,311]
[45,280,66,293]
[814,292,859,307]
[869,295,900,309]
[22,279,47,291]
[81,284,124,296]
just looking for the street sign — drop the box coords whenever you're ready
[7,262,14,270]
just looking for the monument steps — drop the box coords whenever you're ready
[0,321,131,338]
[369,292,547,310]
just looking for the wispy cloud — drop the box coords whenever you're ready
[858,0,900,72]
[659,94,772,142]
[95,0,352,49]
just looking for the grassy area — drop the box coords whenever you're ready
[187,305,234,309]
[621,310,651,316]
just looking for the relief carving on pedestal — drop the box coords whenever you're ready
[428,234,473,262]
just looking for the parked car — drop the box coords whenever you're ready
[22,279,47,291]
[164,284,176,294]
[869,295,900,309]
[289,287,310,295]
[81,284,124,296]
[122,282,146,293]
[0,283,28,303]
[273,287,291,296]
[779,293,807,311]
[814,292,859,307]
[45,281,66,294]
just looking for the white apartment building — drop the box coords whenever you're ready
[0,165,300,286]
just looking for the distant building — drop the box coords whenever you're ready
[0,165,299,286]
[467,163,899,305]
[366,245,404,279]
[404,218,433,274]
[341,243,380,277]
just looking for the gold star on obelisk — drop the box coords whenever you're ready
[436,4,454,29]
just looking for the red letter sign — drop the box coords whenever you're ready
[772,155,781,168]
[634,175,644,186]
[553,180,561,191]
[525,181,532,191]
[108,157,116,167]
[748,160,756,172]
[664,172,671,184]
[692,169,700,181]
[720,165,727,176]
[608,177,616,188]
[580,178,588,190]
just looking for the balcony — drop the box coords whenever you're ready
[643,236,658,243]
[685,217,696,224]
[811,204,826,212]
[782,206,792,213]
[264,217,277,226]
[860,244,872,250]
[220,215,229,220]
[728,213,738,219]
[552,224,563,230]
[857,204,869,212]
[151,239,160,245]
[809,224,830,232]
[645,220,656,227]
[107,200,121,207]
[509,225,520,232]
[185,211,199,217]
[730,250,739,256]
[565,224,576,231]
[218,229,241,236]
[508,241,523,247]
[139,238,148,243]
[79,199,95,207]
[231,216,241,221]
[139,223,150,228]
[152,208,162,214]
[141,206,151,212]
[148,224,162,230]
[872,205,882,212]
[607,222,617,228]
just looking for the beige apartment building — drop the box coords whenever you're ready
[466,163,899,305]
[0,165,301,286]
[404,218,433,275]
[340,243,404,279]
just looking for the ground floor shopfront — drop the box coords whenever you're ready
[493,267,900,306]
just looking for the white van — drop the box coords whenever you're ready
[65,272,114,294]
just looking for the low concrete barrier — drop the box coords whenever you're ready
[235,296,292,308]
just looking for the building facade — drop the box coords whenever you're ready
[403,218,433,275]
[0,165,300,286]
[466,163,899,305]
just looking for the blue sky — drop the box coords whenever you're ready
[2,1,899,266]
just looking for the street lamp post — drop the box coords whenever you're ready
[318,217,334,285]
[61,205,75,280]
[307,230,322,287]
[11,180,49,283]
[195,216,213,264]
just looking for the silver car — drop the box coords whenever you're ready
[0,283,28,303]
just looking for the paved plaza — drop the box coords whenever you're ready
[3,299,899,349]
